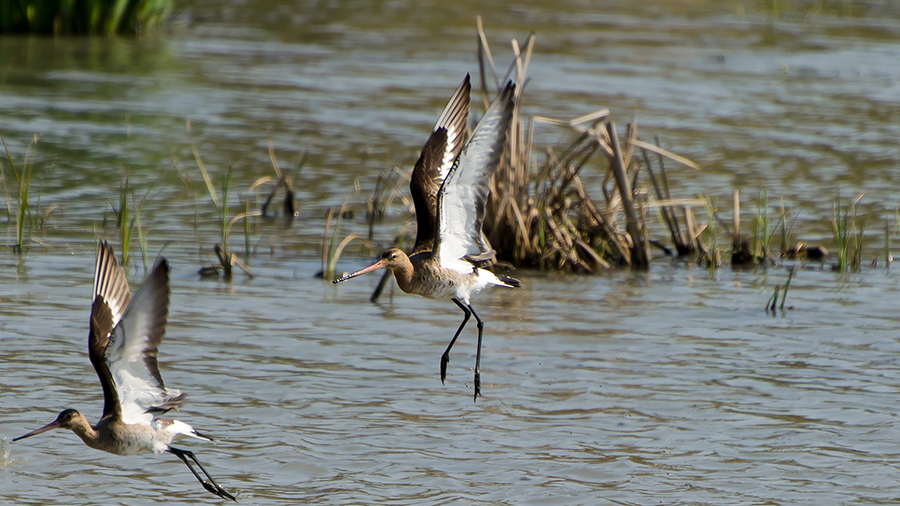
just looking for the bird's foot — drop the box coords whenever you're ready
[473,372,481,402]
[204,480,237,502]
[440,353,451,385]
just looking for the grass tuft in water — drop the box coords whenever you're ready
[1,134,39,255]
[260,134,301,220]
[104,175,152,271]
[831,192,870,272]
[190,143,259,279]
[767,266,795,313]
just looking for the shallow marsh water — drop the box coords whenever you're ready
[2,1,900,505]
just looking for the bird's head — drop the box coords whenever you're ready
[13,409,85,441]
[378,248,407,271]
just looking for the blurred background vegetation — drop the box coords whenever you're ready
[0,0,173,35]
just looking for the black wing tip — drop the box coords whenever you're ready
[144,256,171,301]
[154,256,170,275]
[500,80,516,100]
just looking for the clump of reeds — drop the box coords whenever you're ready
[187,124,261,278]
[831,192,870,272]
[730,188,781,266]
[104,175,151,270]
[1,134,38,254]
[0,0,173,35]
[477,22,698,272]
[199,165,262,279]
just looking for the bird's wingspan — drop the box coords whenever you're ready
[434,81,515,267]
[93,243,184,425]
[410,73,471,255]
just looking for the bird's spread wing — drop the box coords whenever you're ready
[410,73,471,255]
[92,242,184,424]
[90,241,132,421]
[434,81,515,267]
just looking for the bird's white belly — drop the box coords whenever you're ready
[411,266,492,303]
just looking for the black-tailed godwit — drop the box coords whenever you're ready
[334,78,520,400]
[14,240,236,501]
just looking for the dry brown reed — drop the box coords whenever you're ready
[478,22,700,272]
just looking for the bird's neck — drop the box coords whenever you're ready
[389,254,417,294]
[70,415,102,449]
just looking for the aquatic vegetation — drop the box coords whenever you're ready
[190,143,259,279]
[700,196,722,269]
[752,188,779,264]
[767,265,795,313]
[106,176,151,271]
[831,192,870,272]
[322,198,365,281]
[260,134,301,220]
[326,22,896,277]
[477,26,697,272]
[208,166,261,278]
[642,137,696,257]
[1,135,37,254]
[0,0,173,35]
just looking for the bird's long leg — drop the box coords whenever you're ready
[441,298,471,385]
[168,447,236,501]
[468,304,484,401]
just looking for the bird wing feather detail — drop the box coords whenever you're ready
[434,81,515,267]
[410,74,471,255]
[91,241,184,425]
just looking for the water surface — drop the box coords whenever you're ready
[2,1,900,505]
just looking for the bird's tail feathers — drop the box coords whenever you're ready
[167,419,215,442]
[496,274,522,288]
[191,429,217,442]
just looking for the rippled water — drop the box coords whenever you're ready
[2,1,900,505]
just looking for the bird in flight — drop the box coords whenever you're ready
[14,240,236,501]
[334,76,520,400]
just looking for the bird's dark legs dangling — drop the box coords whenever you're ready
[441,298,484,401]
[168,447,236,501]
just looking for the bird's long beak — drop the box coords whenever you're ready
[332,259,386,284]
[13,420,62,442]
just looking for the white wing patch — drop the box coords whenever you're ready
[438,164,486,263]
[105,261,180,425]
[439,123,463,180]
[436,82,515,267]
